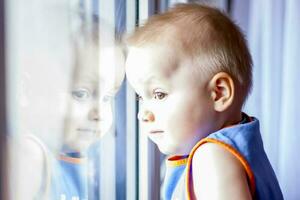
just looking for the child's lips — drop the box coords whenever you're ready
[77,128,100,134]
[149,130,164,134]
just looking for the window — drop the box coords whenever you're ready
[1,0,230,200]
[4,0,134,199]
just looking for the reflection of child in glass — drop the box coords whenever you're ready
[20,32,124,199]
[125,4,283,200]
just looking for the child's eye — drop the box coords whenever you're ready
[72,88,90,101]
[102,95,113,103]
[136,95,143,102]
[153,91,167,100]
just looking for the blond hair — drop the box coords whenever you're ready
[127,3,252,105]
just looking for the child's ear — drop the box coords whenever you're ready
[208,72,234,112]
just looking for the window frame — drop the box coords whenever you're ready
[0,0,8,199]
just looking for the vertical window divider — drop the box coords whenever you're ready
[137,1,161,200]
[98,0,116,199]
[126,0,138,200]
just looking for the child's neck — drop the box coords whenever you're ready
[60,145,87,158]
[221,111,243,128]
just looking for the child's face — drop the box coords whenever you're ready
[64,44,124,152]
[126,45,216,155]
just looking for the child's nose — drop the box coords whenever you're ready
[88,107,100,121]
[138,110,155,122]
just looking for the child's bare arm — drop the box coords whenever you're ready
[15,136,46,199]
[192,143,252,200]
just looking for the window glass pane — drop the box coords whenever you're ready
[5,0,129,199]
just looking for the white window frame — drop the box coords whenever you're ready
[137,1,161,200]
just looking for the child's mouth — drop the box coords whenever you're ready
[149,130,164,134]
[77,128,100,137]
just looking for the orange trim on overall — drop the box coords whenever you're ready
[59,155,86,164]
[166,155,189,167]
[185,138,256,200]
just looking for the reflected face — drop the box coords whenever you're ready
[126,45,216,155]
[64,43,124,152]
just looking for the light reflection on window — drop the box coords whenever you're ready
[6,0,126,199]
[2,0,207,199]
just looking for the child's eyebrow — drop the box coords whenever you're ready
[138,75,163,85]
[135,76,170,96]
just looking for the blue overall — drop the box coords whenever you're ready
[162,115,283,200]
[49,154,88,200]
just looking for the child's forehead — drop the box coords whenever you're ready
[126,44,209,91]
[73,45,125,93]
[126,44,180,78]
[127,43,176,58]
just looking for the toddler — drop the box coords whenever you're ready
[125,3,283,200]
[17,24,125,200]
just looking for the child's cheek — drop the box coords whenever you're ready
[98,101,114,135]
[71,101,91,119]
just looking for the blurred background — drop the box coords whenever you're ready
[0,0,299,199]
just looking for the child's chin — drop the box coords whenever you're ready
[65,139,94,152]
[157,145,175,155]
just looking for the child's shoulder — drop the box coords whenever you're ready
[191,142,252,199]
[15,134,47,199]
